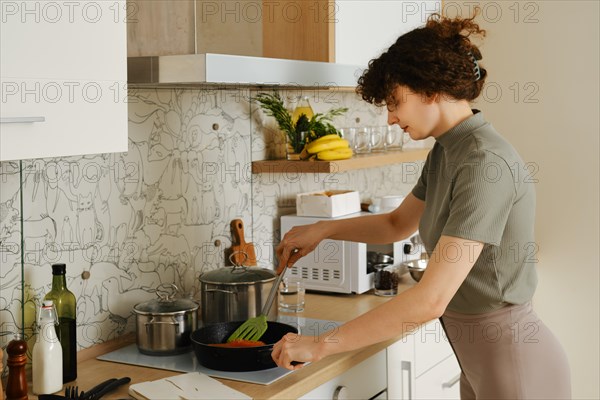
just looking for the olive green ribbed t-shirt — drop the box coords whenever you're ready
[412,111,537,314]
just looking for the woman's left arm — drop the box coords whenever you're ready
[271,235,484,369]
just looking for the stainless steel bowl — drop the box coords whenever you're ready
[402,259,429,282]
[376,253,394,264]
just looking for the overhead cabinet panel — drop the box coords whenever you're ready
[335,0,441,67]
[0,0,128,161]
[1,1,126,81]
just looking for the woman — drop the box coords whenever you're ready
[272,13,571,399]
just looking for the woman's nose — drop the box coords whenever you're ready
[387,111,399,125]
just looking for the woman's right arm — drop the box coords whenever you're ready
[276,193,424,271]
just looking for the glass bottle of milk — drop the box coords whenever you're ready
[32,300,63,394]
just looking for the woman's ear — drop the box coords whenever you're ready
[430,93,442,104]
[419,92,439,104]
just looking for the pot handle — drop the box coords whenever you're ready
[145,317,180,333]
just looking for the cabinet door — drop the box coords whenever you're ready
[335,0,441,67]
[415,355,461,400]
[0,78,127,161]
[414,319,454,377]
[1,0,126,81]
[300,350,387,399]
[0,0,127,161]
[387,333,415,400]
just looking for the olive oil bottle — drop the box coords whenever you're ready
[44,263,77,383]
[291,96,314,125]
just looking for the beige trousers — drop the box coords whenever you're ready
[441,302,571,400]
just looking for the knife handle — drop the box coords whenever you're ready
[80,378,117,400]
[88,377,131,400]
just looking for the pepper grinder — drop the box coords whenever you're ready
[5,335,28,400]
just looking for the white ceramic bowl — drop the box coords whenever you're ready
[379,195,405,211]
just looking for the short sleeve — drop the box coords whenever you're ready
[442,150,517,246]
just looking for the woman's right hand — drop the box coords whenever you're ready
[276,222,328,273]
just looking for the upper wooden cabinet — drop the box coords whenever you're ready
[265,0,441,65]
[127,0,263,58]
[0,0,128,161]
[127,0,439,65]
[263,0,335,62]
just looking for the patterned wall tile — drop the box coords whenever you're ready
[0,87,423,355]
[0,161,23,352]
[249,89,421,265]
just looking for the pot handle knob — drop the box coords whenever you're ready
[229,251,249,272]
[156,283,179,301]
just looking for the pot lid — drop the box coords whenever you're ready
[199,265,276,285]
[133,284,199,314]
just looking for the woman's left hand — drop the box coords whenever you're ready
[271,332,327,370]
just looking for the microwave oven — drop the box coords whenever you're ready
[280,213,423,294]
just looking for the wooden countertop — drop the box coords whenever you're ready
[37,278,416,399]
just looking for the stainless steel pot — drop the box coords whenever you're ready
[133,284,199,356]
[199,261,277,326]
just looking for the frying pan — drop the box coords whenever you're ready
[190,321,298,371]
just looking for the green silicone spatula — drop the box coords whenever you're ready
[227,265,287,342]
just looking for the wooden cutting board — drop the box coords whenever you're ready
[230,219,257,266]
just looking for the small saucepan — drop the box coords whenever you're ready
[190,321,298,371]
[133,284,199,356]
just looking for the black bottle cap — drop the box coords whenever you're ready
[51,263,67,275]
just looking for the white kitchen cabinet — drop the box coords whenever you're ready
[413,319,455,377]
[0,0,128,161]
[334,0,441,67]
[387,320,461,400]
[387,330,416,399]
[300,350,387,400]
[415,355,461,399]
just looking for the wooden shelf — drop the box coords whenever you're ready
[252,148,430,174]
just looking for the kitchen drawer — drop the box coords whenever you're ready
[299,350,387,400]
[414,320,454,377]
[415,355,461,400]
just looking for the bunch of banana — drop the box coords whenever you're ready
[300,134,353,161]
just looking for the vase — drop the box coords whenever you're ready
[285,131,307,161]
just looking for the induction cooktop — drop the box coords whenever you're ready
[97,316,341,385]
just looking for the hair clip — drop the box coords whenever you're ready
[469,52,482,82]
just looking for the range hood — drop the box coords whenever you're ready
[127,53,364,88]
[126,1,364,88]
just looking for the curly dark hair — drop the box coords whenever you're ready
[356,13,487,107]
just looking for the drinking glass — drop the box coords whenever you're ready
[279,277,306,313]
[354,127,372,154]
[339,127,356,152]
[384,125,409,151]
[370,126,386,152]
[286,130,308,160]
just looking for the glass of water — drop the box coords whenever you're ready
[370,126,386,152]
[278,277,306,313]
[354,127,372,154]
[384,125,408,151]
[339,127,356,153]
